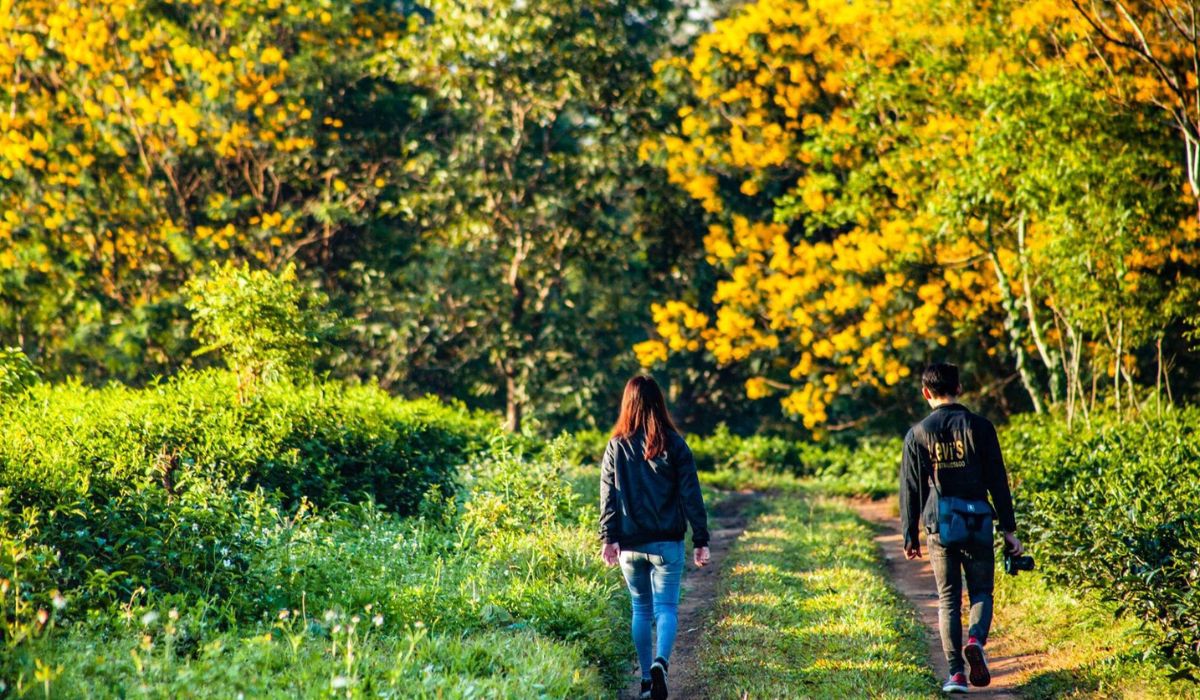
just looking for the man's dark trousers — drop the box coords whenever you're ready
[929,533,994,676]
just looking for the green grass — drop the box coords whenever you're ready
[13,445,630,698]
[45,625,606,699]
[991,570,1200,699]
[698,481,935,699]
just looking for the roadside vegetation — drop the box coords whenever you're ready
[732,410,1200,698]
[5,368,1200,697]
[0,370,632,697]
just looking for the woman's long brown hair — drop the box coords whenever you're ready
[612,375,679,460]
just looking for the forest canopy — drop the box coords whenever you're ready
[2,0,1199,435]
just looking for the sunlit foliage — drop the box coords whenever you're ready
[642,0,1200,430]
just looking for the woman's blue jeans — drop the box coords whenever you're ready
[619,540,685,679]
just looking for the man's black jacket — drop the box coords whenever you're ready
[599,430,710,549]
[900,403,1017,549]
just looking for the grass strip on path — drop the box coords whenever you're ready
[696,481,935,699]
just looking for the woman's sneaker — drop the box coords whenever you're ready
[639,679,652,699]
[942,672,969,693]
[650,657,669,700]
[964,637,991,687]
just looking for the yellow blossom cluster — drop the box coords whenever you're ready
[640,0,1075,429]
[0,0,410,299]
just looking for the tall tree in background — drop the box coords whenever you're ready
[0,0,416,379]
[0,0,722,433]
[345,0,707,432]
[1069,0,1200,221]
[639,0,1200,432]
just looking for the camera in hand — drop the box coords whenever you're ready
[1002,551,1035,576]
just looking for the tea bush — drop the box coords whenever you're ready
[0,369,498,609]
[1,372,629,696]
[795,437,901,498]
[685,424,898,498]
[1005,409,1200,678]
[14,447,625,697]
[689,424,807,473]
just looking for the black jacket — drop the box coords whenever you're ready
[899,403,1017,549]
[599,430,710,548]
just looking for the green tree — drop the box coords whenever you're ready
[0,0,417,381]
[185,262,339,389]
[346,0,699,431]
[642,0,1200,429]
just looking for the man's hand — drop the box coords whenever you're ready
[1002,532,1023,556]
[904,543,922,560]
[601,542,621,566]
[694,546,711,567]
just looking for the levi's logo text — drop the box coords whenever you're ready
[929,435,967,469]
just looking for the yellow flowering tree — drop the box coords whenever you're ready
[639,0,975,430]
[0,0,413,377]
[640,0,1200,429]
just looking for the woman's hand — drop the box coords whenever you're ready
[601,542,621,566]
[694,546,711,567]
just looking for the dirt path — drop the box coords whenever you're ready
[851,498,1023,698]
[618,490,761,700]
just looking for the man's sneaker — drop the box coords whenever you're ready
[639,679,652,699]
[942,672,969,693]
[650,657,669,700]
[964,636,991,687]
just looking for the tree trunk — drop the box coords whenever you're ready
[505,371,522,433]
[503,233,528,434]
[1017,214,1063,404]
[987,246,1045,414]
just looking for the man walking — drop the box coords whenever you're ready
[900,363,1023,694]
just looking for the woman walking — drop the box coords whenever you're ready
[599,376,711,700]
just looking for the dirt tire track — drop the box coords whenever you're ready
[617,490,761,700]
[851,498,1025,698]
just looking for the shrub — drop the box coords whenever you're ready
[1007,409,1200,678]
[796,437,901,498]
[185,262,340,387]
[0,494,65,688]
[689,424,807,473]
[0,370,498,610]
[685,425,899,498]
[558,429,609,468]
[0,347,39,398]
[461,447,580,537]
